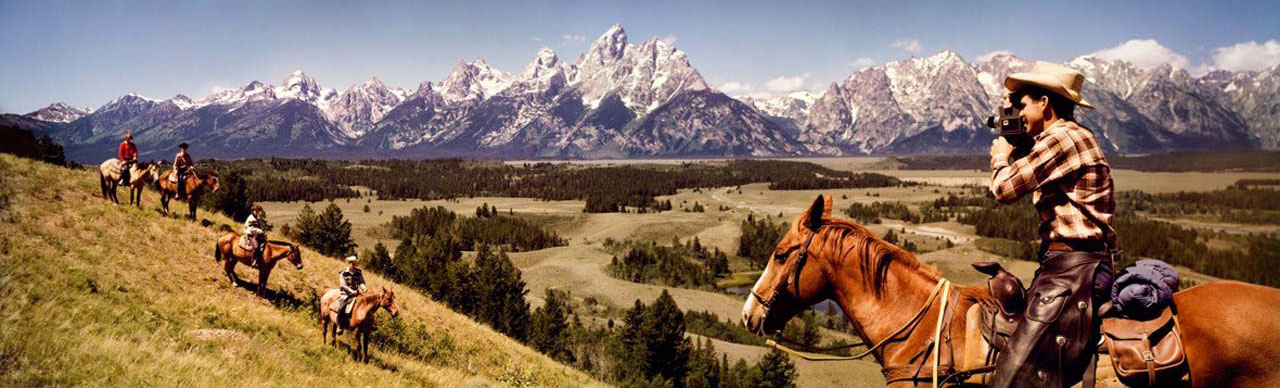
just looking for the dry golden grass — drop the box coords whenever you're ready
[0,154,601,387]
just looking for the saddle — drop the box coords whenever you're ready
[337,296,357,328]
[966,261,1189,387]
[972,261,1025,351]
[237,235,256,252]
[1101,306,1189,387]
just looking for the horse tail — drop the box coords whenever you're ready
[214,240,222,263]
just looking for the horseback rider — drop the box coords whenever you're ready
[244,204,268,268]
[987,61,1117,388]
[173,142,193,200]
[333,255,367,334]
[118,132,138,185]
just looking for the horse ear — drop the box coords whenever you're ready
[823,194,833,221]
[804,195,827,231]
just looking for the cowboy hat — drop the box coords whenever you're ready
[1005,61,1094,109]
[345,255,358,263]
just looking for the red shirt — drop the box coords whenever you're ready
[118,140,137,161]
[174,151,193,168]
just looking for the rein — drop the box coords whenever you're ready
[754,224,964,387]
[768,279,950,363]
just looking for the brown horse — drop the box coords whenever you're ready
[320,287,400,363]
[214,232,303,298]
[742,194,1280,387]
[98,158,159,207]
[157,169,219,219]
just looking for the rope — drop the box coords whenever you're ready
[931,279,952,387]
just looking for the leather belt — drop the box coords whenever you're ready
[1044,240,1106,252]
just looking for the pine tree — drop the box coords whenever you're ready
[529,289,574,363]
[472,245,531,341]
[644,290,691,384]
[752,348,797,388]
[205,171,250,222]
[298,203,356,258]
[364,242,395,280]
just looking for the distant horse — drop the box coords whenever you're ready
[98,159,159,207]
[214,232,303,298]
[157,169,219,219]
[742,194,1280,387]
[320,287,400,363]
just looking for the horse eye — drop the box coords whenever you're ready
[773,252,788,261]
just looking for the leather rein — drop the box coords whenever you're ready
[750,225,970,387]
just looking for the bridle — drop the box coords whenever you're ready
[751,226,820,316]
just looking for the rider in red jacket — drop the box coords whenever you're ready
[118,132,138,184]
[174,142,194,200]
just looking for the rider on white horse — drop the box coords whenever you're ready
[117,132,138,184]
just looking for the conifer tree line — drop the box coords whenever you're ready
[387,204,566,252]
[738,213,789,269]
[605,237,731,289]
[198,158,904,213]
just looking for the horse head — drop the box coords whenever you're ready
[287,243,303,270]
[144,162,160,182]
[202,173,220,194]
[742,194,837,335]
[380,286,400,318]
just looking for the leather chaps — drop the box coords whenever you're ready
[990,250,1113,388]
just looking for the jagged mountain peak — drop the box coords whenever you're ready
[441,59,515,101]
[581,24,629,66]
[166,94,197,110]
[24,102,92,123]
[522,47,563,79]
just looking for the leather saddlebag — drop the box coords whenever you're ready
[1101,306,1188,387]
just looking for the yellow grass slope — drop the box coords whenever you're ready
[0,154,602,387]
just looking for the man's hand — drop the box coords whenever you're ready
[991,136,1014,159]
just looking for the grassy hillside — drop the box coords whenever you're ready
[0,154,602,386]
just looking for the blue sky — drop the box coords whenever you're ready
[2,0,1279,113]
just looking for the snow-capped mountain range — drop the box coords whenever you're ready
[7,24,1277,162]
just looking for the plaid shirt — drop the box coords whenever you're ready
[990,120,1116,246]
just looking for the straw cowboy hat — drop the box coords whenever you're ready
[1005,61,1094,109]
[345,255,358,263]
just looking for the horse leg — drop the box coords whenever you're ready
[188,198,197,220]
[361,329,370,363]
[160,192,169,215]
[256,267,272,298]
[224,255,239,286]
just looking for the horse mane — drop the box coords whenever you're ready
[817,219,940,296]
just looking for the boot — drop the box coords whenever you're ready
[252,249,263,268]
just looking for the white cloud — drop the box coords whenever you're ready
[891,39,922,53]
[718,81,756,94]
[529,36,543,43]
[658,35,679,45]
[558,34,586,47]
[1088,39,1190,70]
[976,50,1014,63]
[765,73,811,93]
[850,57,877,69]
[1210,40,1280,72]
